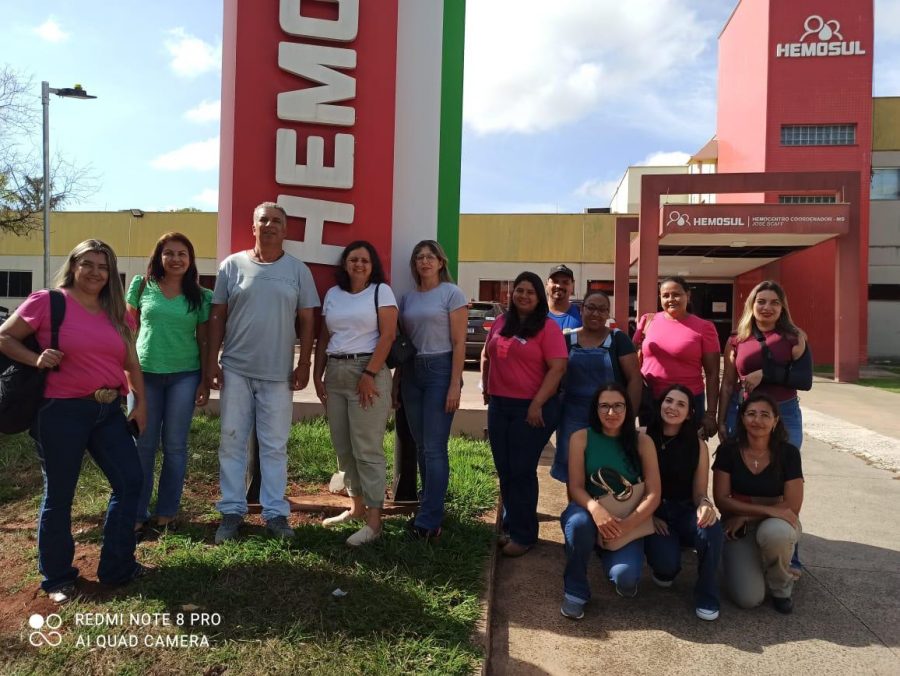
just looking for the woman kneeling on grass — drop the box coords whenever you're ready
[713,391,803,614]
[560,382,660,620]
[643,384,723,621]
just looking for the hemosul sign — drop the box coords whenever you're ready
[219,0,465,296]
[660,203,850,236]
[775,14,866,58]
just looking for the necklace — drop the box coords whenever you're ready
[660,435,677,451]
[742,447,768,470]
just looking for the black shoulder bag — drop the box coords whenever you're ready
[374,284,416,369]
[753,326,813,392]
[0,290,67,434]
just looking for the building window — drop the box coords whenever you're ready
[871,168,900,201]
[0,271,33,297]
[869,285,900,301]
[778,195,836,204]
[780,124,856,146]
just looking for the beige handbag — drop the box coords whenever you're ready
[591,468,655,550]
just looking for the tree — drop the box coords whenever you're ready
[0,65,96,235]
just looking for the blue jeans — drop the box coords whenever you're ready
[551,395,591,484]
[726,395,803,449]
[30,397,143,591]
[488,395,560,547]
[135,370,200,522]
[217,369,293,521]
[561,502,645,603]
[644,499,723,611]
[401,352,455,530]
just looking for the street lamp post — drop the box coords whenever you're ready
[41,82,97,288]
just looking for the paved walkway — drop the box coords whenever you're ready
[488,380,900,675]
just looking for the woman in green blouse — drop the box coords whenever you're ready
[127,232,212,534]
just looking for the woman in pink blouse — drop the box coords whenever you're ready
[633,276,720,438]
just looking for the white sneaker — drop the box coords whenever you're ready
[696,607,720,621]
[322,510,362,528]
[346,525,381,547]
[651,572,674,588]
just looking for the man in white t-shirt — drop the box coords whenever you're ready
[207,202,320,543]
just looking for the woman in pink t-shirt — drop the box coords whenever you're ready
[481,271,567,557]
[0,239,147,604]
[633,276,721,438]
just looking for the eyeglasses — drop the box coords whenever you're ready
[742,410,774,420]
[415,253,438,262]
[598,402,626,415]
[582,304,609,314]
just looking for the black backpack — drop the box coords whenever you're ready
[0,290,66,434]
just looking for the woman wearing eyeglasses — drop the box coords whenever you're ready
[551,291,641,484]
[643,384,723,621]
[559,382,660,620]
[395,240,467,540]
[713,391,803,614]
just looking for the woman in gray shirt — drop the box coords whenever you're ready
[396,240,467,539]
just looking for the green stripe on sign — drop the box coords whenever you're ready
[437,0,466,278]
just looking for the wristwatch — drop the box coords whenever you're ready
[362,369,377,378]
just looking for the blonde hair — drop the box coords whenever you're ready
[735,280,800,342]
[54,239,133,346]
[409,240,454,287]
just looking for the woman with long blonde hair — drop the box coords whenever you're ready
[717,280,809,449]
[0,239,147,603]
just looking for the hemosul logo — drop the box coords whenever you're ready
[776,15,865,58]
[667,211,745,228]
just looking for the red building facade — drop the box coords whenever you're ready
[719,0,874,362]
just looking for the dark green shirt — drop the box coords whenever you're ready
[584,428,641,498]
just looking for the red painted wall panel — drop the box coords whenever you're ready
[718,0,873,362]
[220,0,399,294]
[717,0,770,202]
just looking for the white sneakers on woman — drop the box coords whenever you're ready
[346,525,381,547]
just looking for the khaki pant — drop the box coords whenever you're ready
[324,358,392,509]
[724,517,801,608]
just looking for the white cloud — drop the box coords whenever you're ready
[192,188,219,207]
[638,151,691,166]
[33,17,69,43]
[150,137,219,171]
[164,28,221,78]
[575,177,622,203]
[875,0,900,41]
[463,0,717,134]
[184,99,221,123]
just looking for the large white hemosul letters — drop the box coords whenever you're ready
[277,43,357,126]
[279,195,353,265]
[279,0,359,42]
[276,0,360,261]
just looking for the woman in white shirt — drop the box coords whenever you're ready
[313,241,397,546]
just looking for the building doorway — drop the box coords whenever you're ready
[688,282,733,350]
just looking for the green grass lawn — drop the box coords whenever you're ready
[0,415,497,675]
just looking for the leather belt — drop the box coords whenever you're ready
[78,388,121,404]
[328,353,373,360]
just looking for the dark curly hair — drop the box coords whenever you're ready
[645,383,699,457]
[334,240,388,292]
[587,381,641,477]
[500,271,550,339]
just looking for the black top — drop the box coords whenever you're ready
[713,441,803,498]
[650,432,699,501]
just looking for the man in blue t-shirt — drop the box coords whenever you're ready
[546,264,581,344]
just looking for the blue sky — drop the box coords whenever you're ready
[3,0,900,214]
